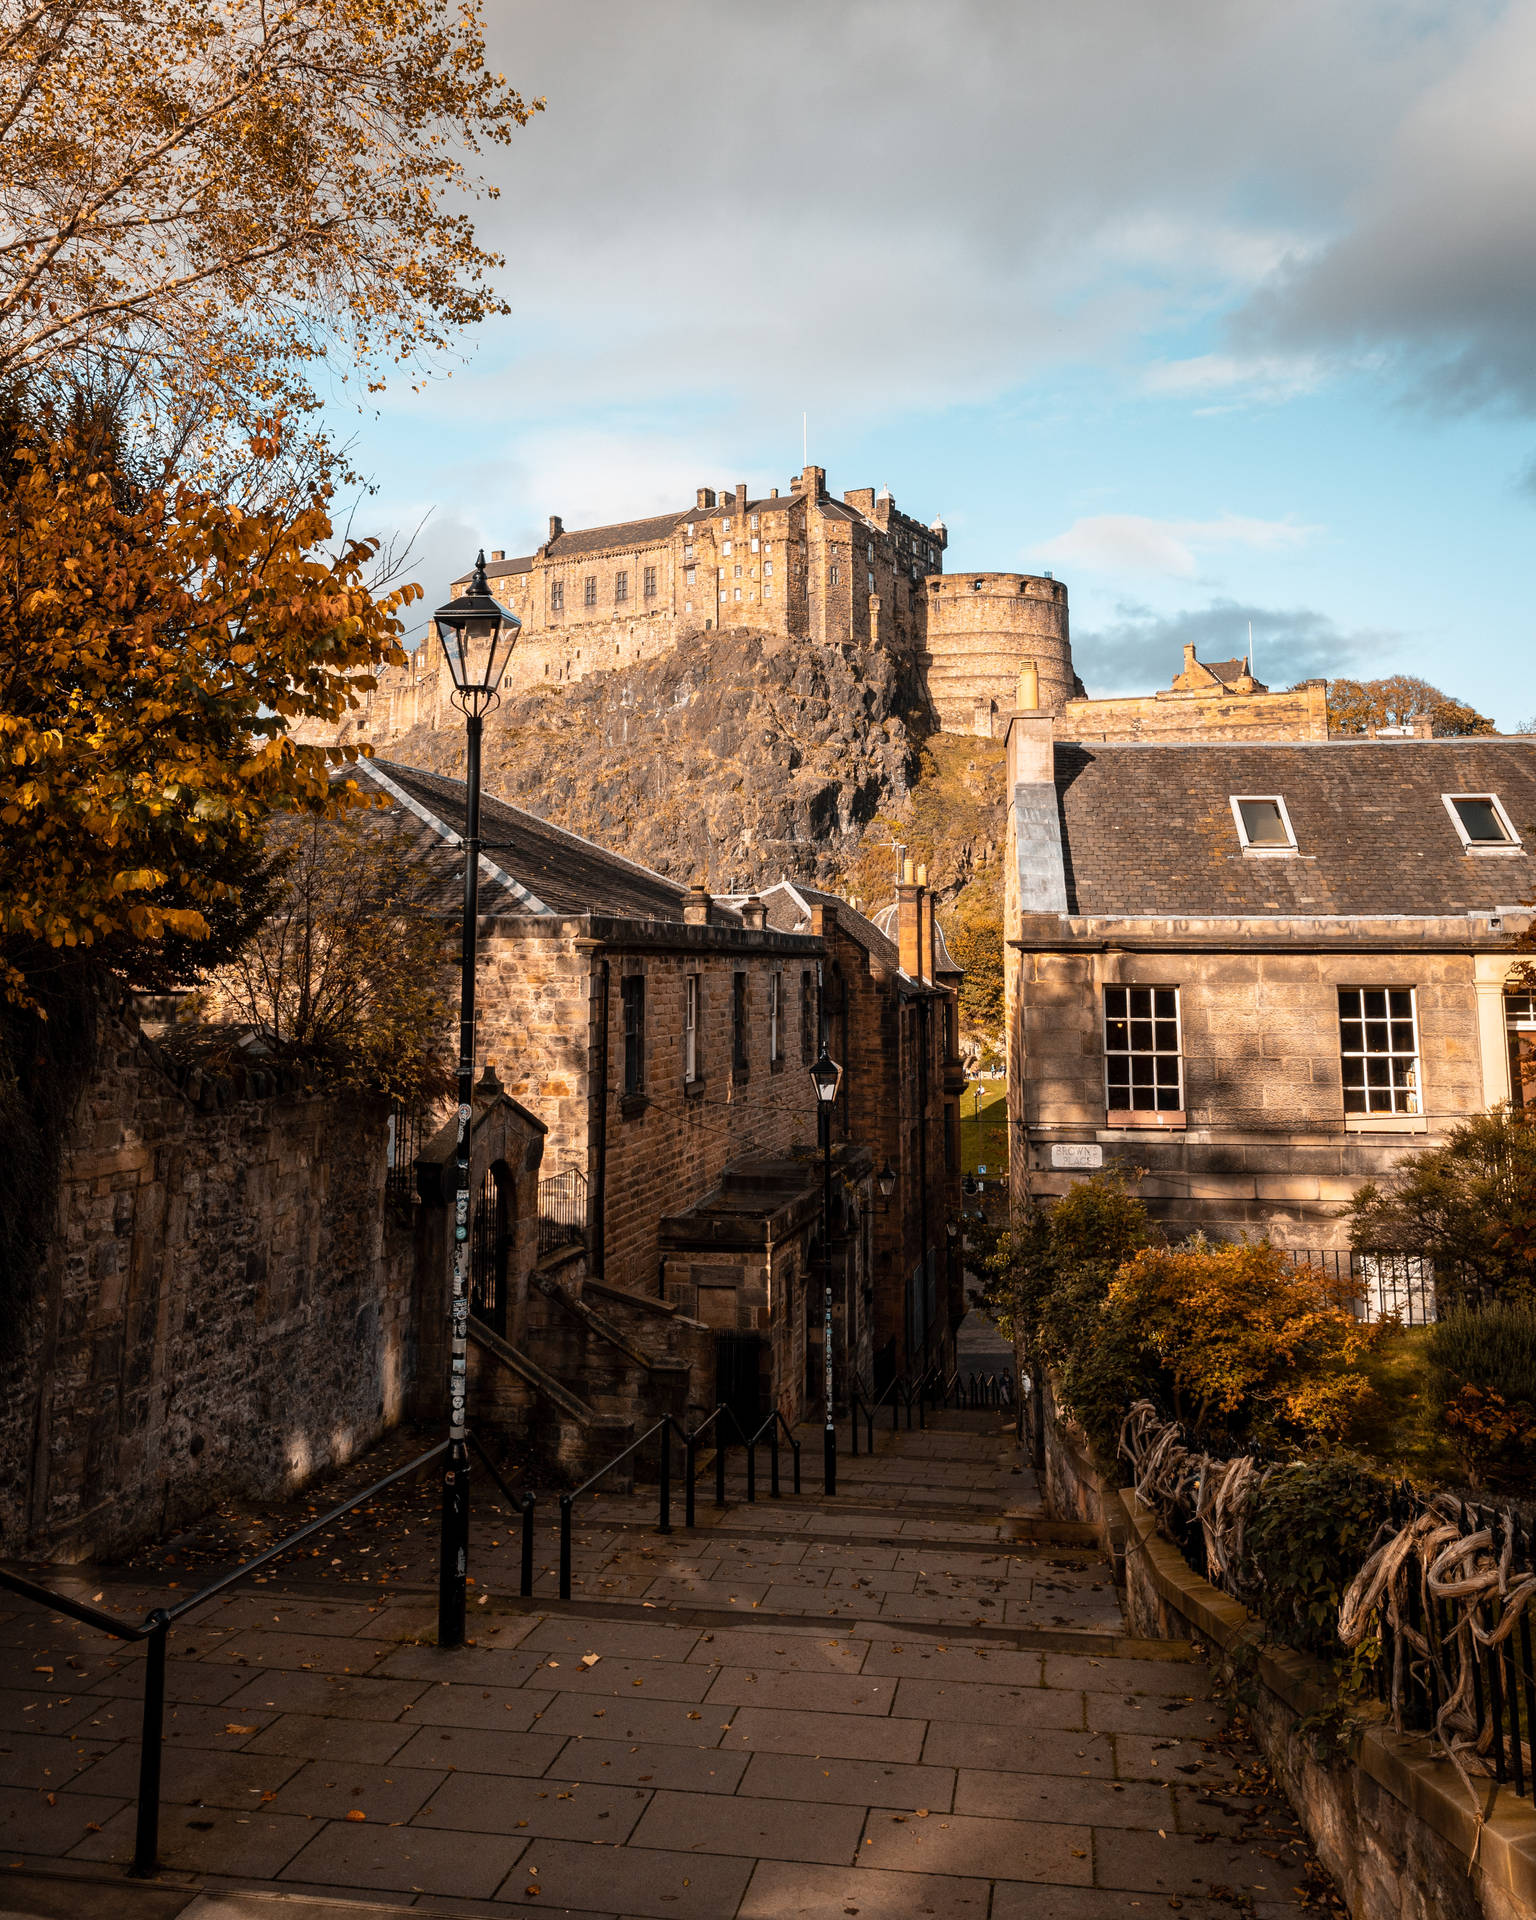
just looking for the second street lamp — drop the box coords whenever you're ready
[809,1045,843,1496]
[432,550,519,1651]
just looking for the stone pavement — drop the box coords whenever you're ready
[0,1405,1335,1918]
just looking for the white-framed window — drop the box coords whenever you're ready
[1443,793,1523,854]
[1104,985,1183,1113]
[750,538,759,553]
[764,561,773,577]
[867,571,875,594]
[768,971,781,1063]
[685,522,694,537]
[684,545,694,563]
[733,564,742,578]
[764,586,772,599]
[734,587,742,600]
[1230,794,1297,854]
[1339,987,1421,1115]
[829,564,841,586]
[750,514,759,530]
[684,600,693,612]
[723,540,732,556]
[685,567,696,585]
[684,974,700,1083]
[866,541,874,561]
[722,517,732,533]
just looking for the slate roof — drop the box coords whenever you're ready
[369,761,710,921]
[1052,738,1536,917]
[869,902,962,977]
[750,882,904,974]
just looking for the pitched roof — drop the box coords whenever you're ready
[545,511,689,559]
[368,761,713,921]
[1051,737,1536,917]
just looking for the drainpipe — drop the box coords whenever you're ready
[591,952,610,1280]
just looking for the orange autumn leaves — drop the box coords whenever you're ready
[0,419,410,997]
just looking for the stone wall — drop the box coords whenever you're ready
[1059,679,1328,743]
[1,1003,417,1561]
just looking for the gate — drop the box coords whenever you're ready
[714,1331,767,1434]
[470,1168,512,1337]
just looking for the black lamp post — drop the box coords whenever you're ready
[809,1044,843,1496]
[432,551,518,1650]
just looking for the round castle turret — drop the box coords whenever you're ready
[920,572,1073,735]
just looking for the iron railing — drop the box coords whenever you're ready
[1286,1248,1440,1325]
[0,1436,537,1877]
[385,1105,429,1209]
[556,1403,803,1600]
[1374,1489,1536,1800]
[538,1167,588,1251]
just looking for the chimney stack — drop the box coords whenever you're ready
[696,487,716,510]
[897,858,922,979]
[735,483,748,520]
[548,515,563,541]
[916,863,935,985]
[739,898,767,930]
[801,464,824,502]
[491,549,505,562]
[683,881,712,926]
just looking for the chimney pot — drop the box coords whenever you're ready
[683,880,712,926]
[1016,661,1040,711]
[740,899,767,930]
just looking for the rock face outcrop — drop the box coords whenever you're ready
[387,626,924,893]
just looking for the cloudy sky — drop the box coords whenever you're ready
[337,0,1536,725]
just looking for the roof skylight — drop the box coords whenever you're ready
[1443,794,1522,854]
[1231,795,1297,855]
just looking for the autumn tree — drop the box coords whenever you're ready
[1323,674,1495,738]
[0,400,413,1004]
[200,811,453,1105]
[0,0,541,469]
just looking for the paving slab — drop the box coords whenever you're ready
[628,1787,865,1864]
[414,1769,651,1843]
[281,1819,527,1901]
[740,1857,993,1919]
[491,1835,752,1917]
[551,1736,748,1794]
[721,1706,927,1763]
[858,1806,1094,1883]
[739,1750,955,1811]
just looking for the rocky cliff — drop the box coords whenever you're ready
[388,626,924,893]
[386,624,1007,1052]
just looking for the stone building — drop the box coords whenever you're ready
[364,760,967,1429]
[1001,716,1536,1244]
[300,465,1101,750]
[749,872,967,1389]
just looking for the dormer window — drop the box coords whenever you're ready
[1444,793,1522,854]
[1231,795,1296,855]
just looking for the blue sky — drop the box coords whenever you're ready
[331,1,1536,728]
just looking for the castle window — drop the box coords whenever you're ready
[764,586,772,599]
[750,514,759,530]
[686,567,696,585]
[750,538,759,553]
[734,587,742,600]
[1444,793,1522,852]
[829,565,840,586]
[643,565,657,598]
[685,600,693,612]
[868,571,875,594]
[550,578,564,612]
[732,971,749,1077]
[685,523,694,537]
[769,971,782,1066]
[1230,795,1296,854]
[867,541,873,561]
[722,517,731,533]
[1339,987,1421,1116]
[584,575,597,607]
[684,545,694,563]
[972,579,983,591]
[723,540,732,556]
[733,564,742,578]
[1104,985,1183,1116]
[615,570,628,603]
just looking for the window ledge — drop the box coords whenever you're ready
[732,1065,751,1087]
[618,1092,651,1120]
[1463,845,1526,856]
[770,1055,785,1075]
[683,1076,706,1101]
[1344,1113,1427,1133]
[1106,1110,1186,1130]
[1241,847,1297,858]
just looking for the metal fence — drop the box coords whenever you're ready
[385,1105,428,1209]
[1285,1248,1440,1325]
[538,1167,588,1251]
[1376,1488,1536,1800]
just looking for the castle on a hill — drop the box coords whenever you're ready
[318,462,1328,750]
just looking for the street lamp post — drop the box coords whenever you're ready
[432,552,519,1650]
[809,1045,843,1496]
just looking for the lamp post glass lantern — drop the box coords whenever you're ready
[433,551,518,1650]
[810,1046,842,1495]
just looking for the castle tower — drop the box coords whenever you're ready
[919,572,1073,736]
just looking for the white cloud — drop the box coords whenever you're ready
[1142,353,1327,406]
[1037,512,1322,580]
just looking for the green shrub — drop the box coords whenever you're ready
[1244,1456,1395,1658]
[1427,1302,1536,1491]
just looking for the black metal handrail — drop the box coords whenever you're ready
[0,1438,456,1878]
[557,1403,805,1599]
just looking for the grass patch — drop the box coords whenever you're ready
[960,1081,1008,1179]
[1348,1326,1461,1484]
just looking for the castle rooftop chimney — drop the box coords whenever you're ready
[548,515,563,541]
[491,549,505,561]
[801,464,824,502]
[683,880,712,925]
[739,898,767,930]
[916,865,935,985]
[696,487,716,510]
[735,483,748,520]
